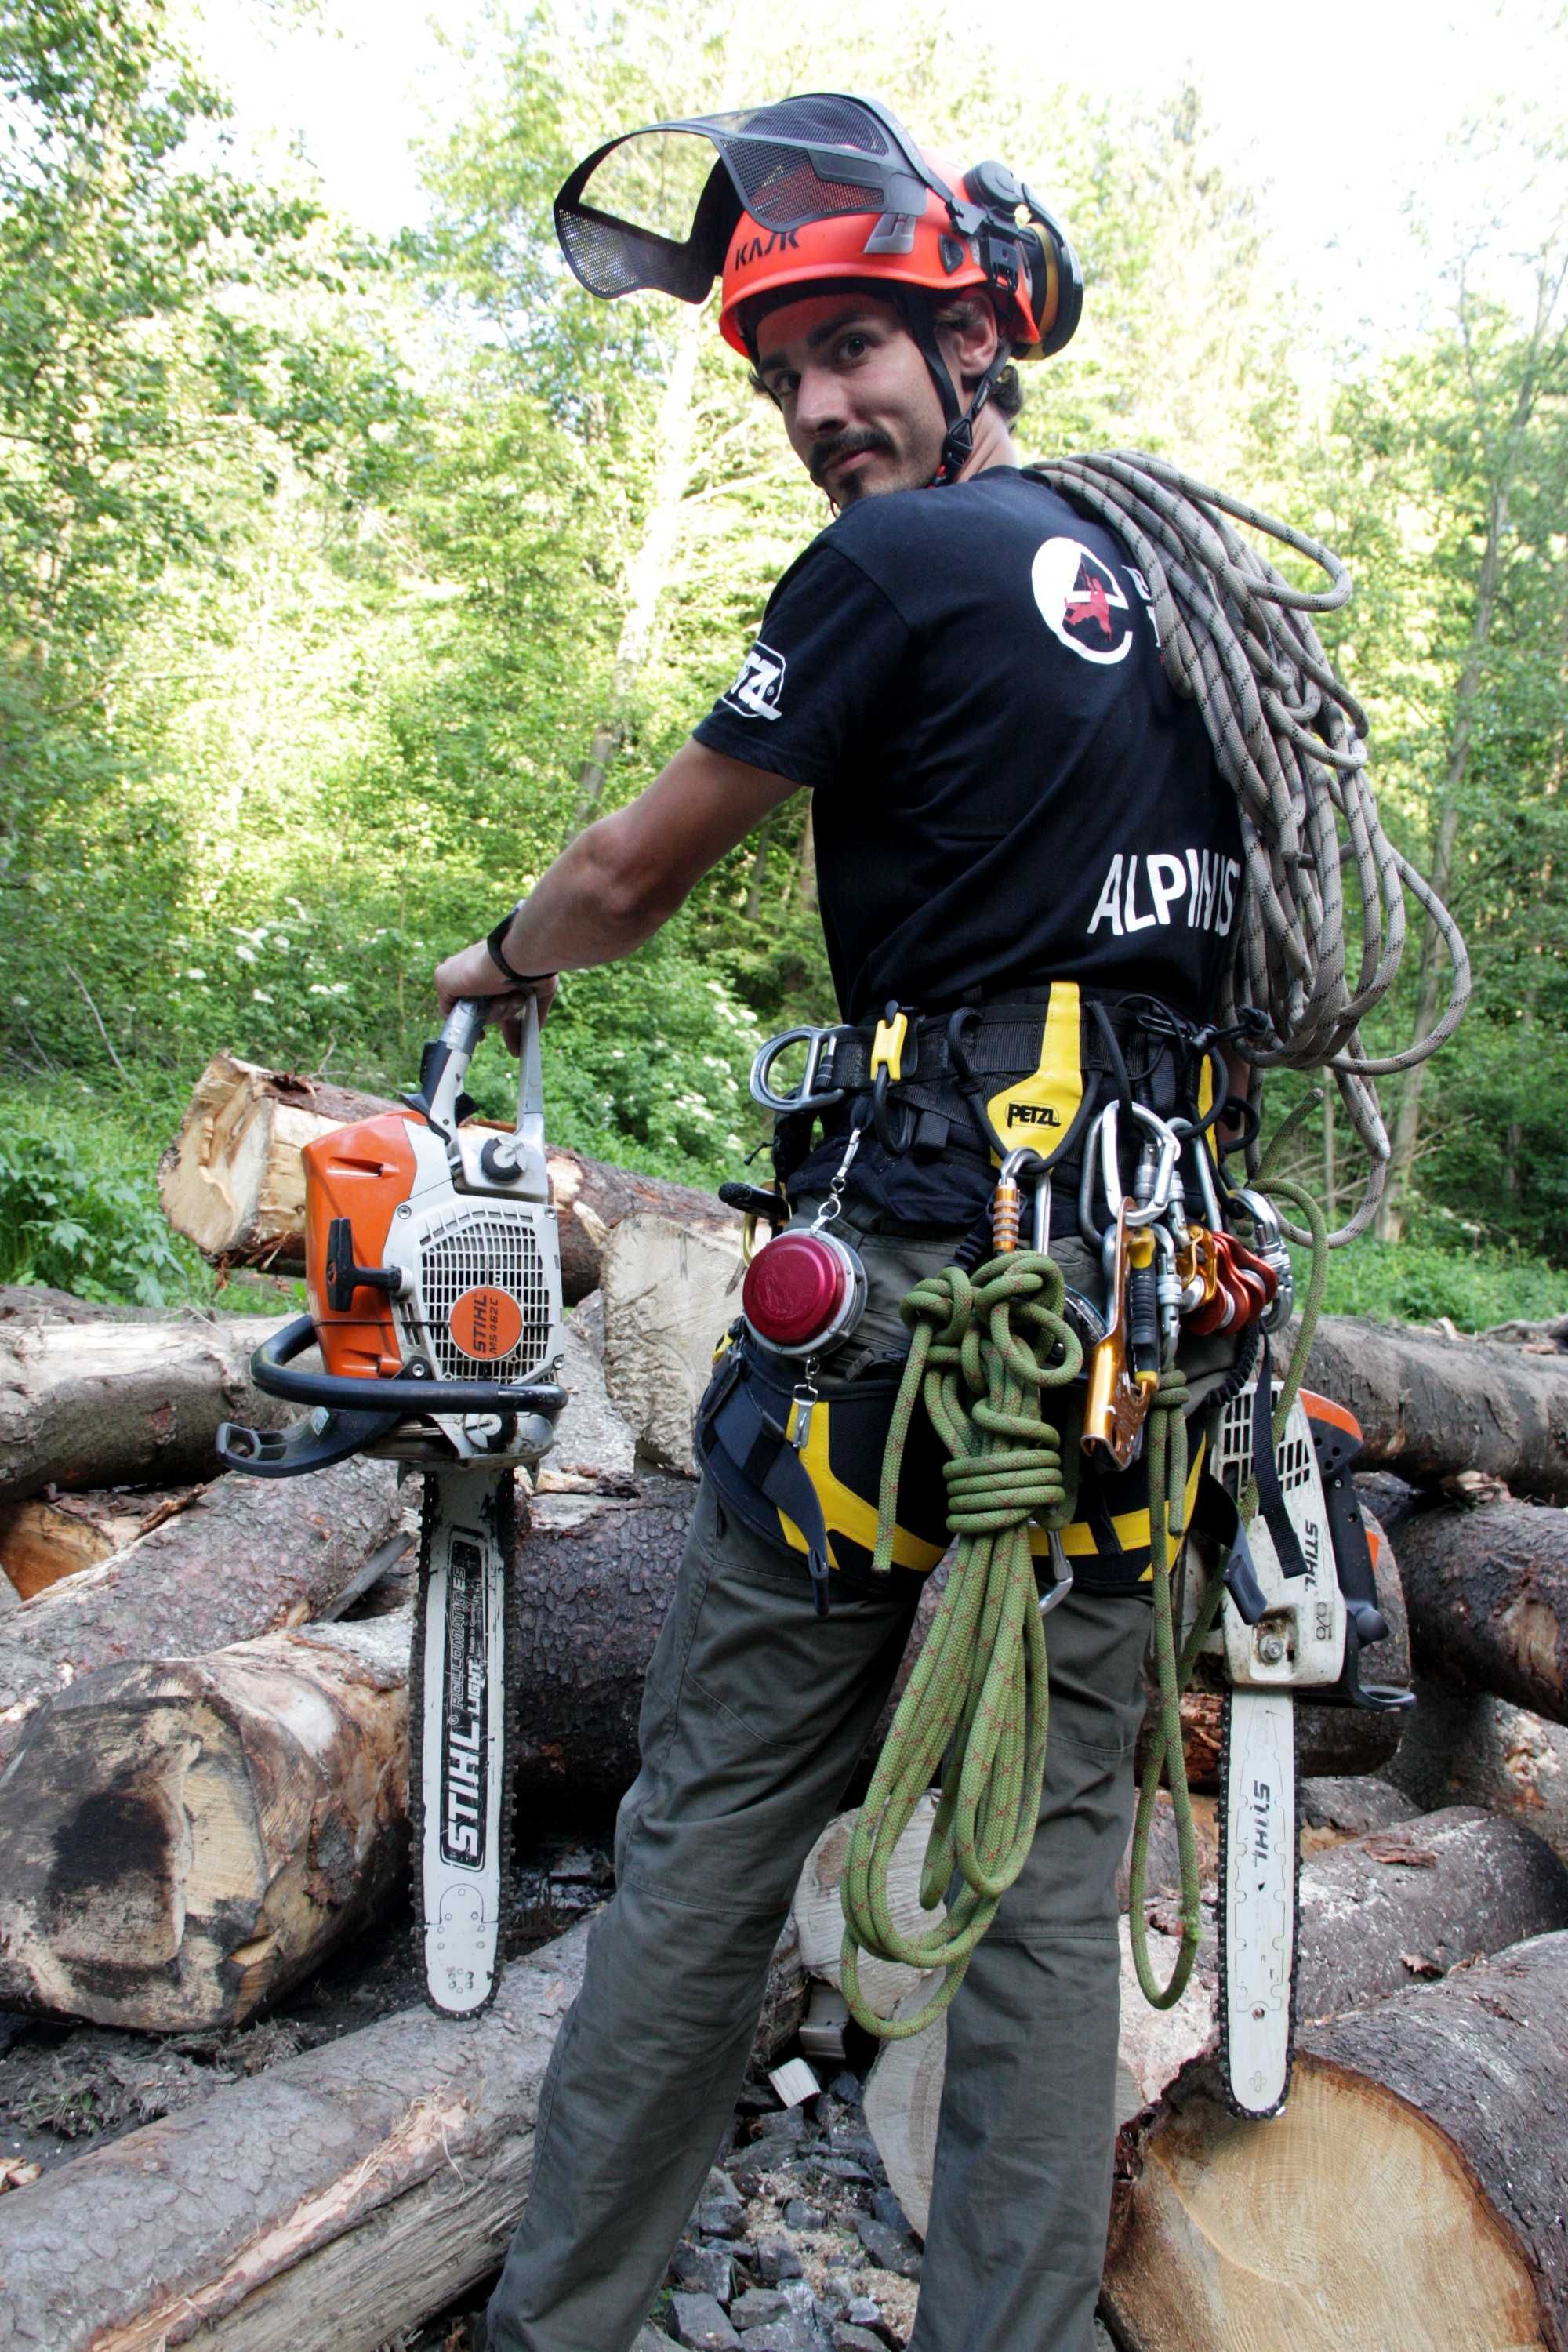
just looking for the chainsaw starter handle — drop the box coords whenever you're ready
[249,1314,568,1417]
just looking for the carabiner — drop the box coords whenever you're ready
[750,1025,855,1116]
[1094,1100,1181,1232]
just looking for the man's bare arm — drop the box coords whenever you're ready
[434,741,800,1019]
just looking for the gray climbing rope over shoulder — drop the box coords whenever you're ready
[1025,452,1471,1245]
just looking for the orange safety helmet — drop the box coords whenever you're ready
[555,96,1082,481]
[717,151,1072,361]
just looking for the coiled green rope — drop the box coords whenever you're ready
[839,1249,1081,2039]
[842,1177,1330,2037]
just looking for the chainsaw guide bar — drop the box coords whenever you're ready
[411,1466,521,2017]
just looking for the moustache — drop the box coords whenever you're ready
[809,429,893,487]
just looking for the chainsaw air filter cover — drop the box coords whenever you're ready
[742,1227,867,1358]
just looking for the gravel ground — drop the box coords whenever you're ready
[390,2058,1118,2352]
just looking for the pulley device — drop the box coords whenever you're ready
[217,997,566,2016]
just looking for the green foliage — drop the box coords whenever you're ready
[0,0,1559,1303]
[1317,1232,1565,1332]
[0,1094,191,1301]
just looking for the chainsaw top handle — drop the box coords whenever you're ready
[408,993,546,1157]
[246,1312,568,1417]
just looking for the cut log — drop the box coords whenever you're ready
[510,1479,698,1815]
[1386,1666,1568,1865]
[1303,1313,1568,1503]
[1293,1803,1568,2020]
[793,1795,942,2022]
[0,1454,401,1772]
[861,1806,1568,2245]
[158,1051,739,1300]
[0,1310,290,1505]
[541,1300,637,1486]
[0,1284,176,1326]
[0,1613,412,2031]
[1394,1493,1568,1724]
[600,1212,742,1474]
[0,1921,593,2350]
[0,1487,198,1601]
[1105,1929,1568,2352]
[1298,1773,1418,1852]
[515,1479,1406,1821]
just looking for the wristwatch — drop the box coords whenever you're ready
[485,902,555,986]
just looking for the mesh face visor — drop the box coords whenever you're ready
[554,93,963,304]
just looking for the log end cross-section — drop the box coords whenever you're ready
[1105,1929,1568,2352]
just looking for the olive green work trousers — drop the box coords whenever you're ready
[485,1220,1153,2352]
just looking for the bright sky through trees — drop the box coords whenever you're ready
[190,0,1566,340]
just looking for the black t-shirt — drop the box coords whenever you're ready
[695,467,1241,1025]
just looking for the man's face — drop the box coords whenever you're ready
[752,293,948,504]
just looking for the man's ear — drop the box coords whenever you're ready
[938,295,1004,397]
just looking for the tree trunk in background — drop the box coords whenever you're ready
[794,801,818,912]
[573,304,704,824]
[745,808,778,919]
[0,1455,401,1771]
[1379,261,1566,1240]
[0,1311,291,1505]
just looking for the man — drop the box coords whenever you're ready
[435,98,1242,2352]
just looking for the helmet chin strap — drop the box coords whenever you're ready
[894,289,1012,486]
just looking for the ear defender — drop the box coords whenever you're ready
[961,158,1084,358]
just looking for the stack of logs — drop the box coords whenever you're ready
[0,1049,1564,2350]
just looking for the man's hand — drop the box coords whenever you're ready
[433,939,557,1055]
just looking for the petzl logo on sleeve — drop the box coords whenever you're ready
[1031,537,1136,666]
[722,640,786,720]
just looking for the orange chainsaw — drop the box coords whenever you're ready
[218,996,566,2015]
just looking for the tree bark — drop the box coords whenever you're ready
[0,1613,412,2031]
[1292,1803,1568,2022]
[1105,1930,1568,2352]
[514,1486,1407,1816]
[0,1922,594,2351]
[0,1309,291,1506]
[1303,1314,1568,1502]
[0,1455,401,1772]
[1386,1667,1568,1865]
[1392,1494,1568,1724]
[510,1478,699,1816]
[158,1051,739,1296]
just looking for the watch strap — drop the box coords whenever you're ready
[485,903,554,986]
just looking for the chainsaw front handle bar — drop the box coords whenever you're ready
[249,1313,568,1418]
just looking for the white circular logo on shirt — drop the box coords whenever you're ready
[1031,536,1134,666]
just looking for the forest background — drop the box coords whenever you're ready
[0,0,1565,1324]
